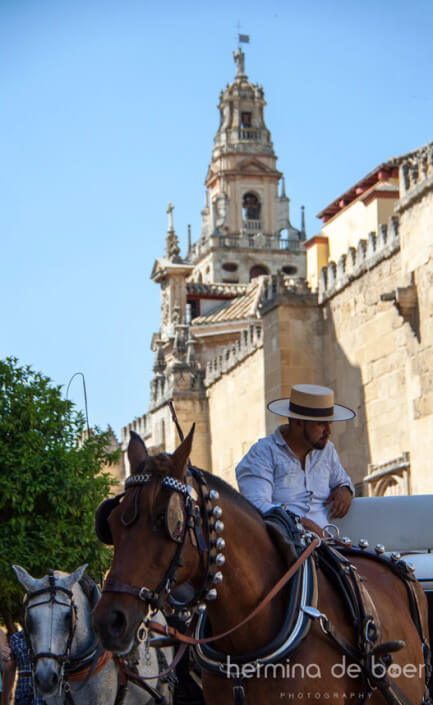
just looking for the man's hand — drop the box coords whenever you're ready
[325,485,352,519]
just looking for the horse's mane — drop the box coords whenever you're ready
[134,453,264,526]
[197,467,264,525]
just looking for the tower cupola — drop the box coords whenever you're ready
[212,47,274,160]
[187,47,306,285]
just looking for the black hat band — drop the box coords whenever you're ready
[289,401,334,417]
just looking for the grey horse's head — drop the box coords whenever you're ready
[12,564,91,697]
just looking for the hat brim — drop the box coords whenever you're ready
[267,398,356,421]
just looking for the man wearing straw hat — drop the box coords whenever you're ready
[236,384,355,530]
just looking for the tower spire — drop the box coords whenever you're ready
[301,205,306,239]
[187,224,192,254]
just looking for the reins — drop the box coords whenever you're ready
[146,534,321,647]
[114,534,321,684]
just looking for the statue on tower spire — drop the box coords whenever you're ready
[167,202,175,232]
[165,202,181,262]
[233,47,246,77]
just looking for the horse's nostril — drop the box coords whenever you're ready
[35,669,59,692]
[108,609,127,637]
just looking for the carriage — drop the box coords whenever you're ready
[336,494,433,644]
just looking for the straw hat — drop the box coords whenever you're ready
[267,384,355,422]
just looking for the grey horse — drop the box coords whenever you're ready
[13,564,174,705]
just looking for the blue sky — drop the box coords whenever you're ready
[1,0,432,437]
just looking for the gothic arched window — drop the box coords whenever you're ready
[249,265,269,280]
[243,192,261,220]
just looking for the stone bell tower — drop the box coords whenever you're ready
[189,46,306,285]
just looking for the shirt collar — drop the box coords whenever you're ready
[273,426,298,458]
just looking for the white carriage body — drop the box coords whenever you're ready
[335,495,433,592]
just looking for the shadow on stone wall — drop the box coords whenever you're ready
[321,309,370,496]
[260,275,369,496]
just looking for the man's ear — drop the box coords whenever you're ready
[171,424,195,479]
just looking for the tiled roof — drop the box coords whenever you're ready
[192,278,264,325]
[316,150,420,223]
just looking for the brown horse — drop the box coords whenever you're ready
[92,428,431,705]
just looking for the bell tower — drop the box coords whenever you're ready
[190,47,306,285]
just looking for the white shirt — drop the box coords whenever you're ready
[235,426,354,527]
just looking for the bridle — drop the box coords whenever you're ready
[102,464,226,619]
[24,570,78,682]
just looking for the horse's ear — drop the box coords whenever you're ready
[128,430,148,473]
[171,424,195,479]
[63,564,88,589]
[12,565,38,592]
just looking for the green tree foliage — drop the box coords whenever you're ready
[0,357,117,629]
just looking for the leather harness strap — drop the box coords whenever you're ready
[113,536,320,686]
[146,536,321,647]
[66,649,112,682]
[321,619,415,705]
[145,538,427,705]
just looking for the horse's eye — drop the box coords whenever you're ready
[64,612,72,624]
[152,513,165,532]
[25,613,33,631]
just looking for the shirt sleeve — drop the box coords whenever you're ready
[7,634,17,661]
[328,444,355,496]
[235,440,277,514]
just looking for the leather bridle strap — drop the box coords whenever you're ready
[25,574,77,667]
[114,642,189,685]
[147,536,321,647]
[320,619,415,705]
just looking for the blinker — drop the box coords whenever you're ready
[166,493,187,543]
[94,494,125,545]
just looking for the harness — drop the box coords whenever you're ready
[101,464,226,618]
[23,571,171,705]
[24,569,78,687]
[316,543,432,705]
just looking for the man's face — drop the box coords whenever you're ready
[303,420,331,450]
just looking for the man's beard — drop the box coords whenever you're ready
[304,428,329,450]
[312,438,328,450]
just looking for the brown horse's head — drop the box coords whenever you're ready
[92,426,199,654]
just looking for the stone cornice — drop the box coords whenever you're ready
[258,274,317,314]
[151,258,194,282]
[395,171,433,214]
[304,235,329,250]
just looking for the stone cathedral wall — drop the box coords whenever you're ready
[319,143,433,494]
[198,141,433,497]
[321,246,409,490]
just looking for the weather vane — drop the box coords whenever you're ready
[234,26,250,77]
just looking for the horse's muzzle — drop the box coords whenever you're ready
[92,599,139,654]
[33,659,61,697]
